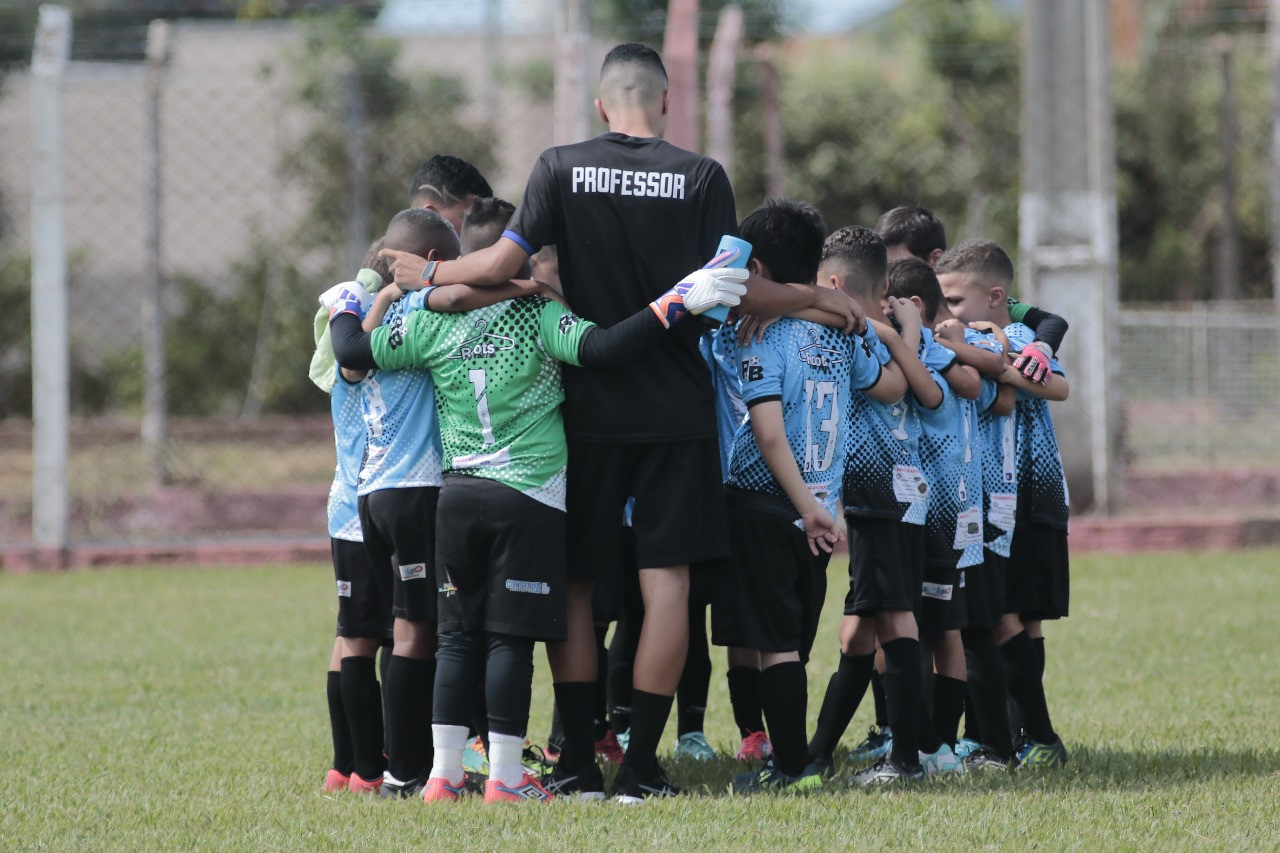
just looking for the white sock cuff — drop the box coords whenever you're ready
[432,723,470,752]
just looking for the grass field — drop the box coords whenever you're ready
[2,550,1278,850]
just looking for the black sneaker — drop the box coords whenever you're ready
[612,763,680,804]
[378,772,426,799]
[963,746,1014,772]
[849,757,924,787]
[810,754,836,779]
[733,760,824,794]
[540,761,606,802]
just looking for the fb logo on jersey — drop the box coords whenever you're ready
[740,356,763,383]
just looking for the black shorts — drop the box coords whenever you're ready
[843,516,924,616]
[1006,524,1070,621]
[917,561,968,634]
[965,551,1006,629]
[357,486,439,623]
[711,503,829,661]
[332,537,394,640]
[566,438,729,580]
[689,557,724,608]
[588,528,640,624]
[435,475,568,642]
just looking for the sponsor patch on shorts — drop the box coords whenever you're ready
[505,579,551,595]
[922,581,953,601]
[336,580,352,598]
[399,562,427,581]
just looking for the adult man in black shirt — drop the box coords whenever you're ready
[381,42,861,801]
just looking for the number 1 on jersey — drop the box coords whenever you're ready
[468,368,496,447]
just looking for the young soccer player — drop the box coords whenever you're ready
[330,254,748,802]
[712,200,907,791]
[805,226,934,785]
[310,262,393,793]
[409,154,494,235]
[935,239,1071,768]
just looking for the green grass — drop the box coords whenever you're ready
[2,551,1278,850]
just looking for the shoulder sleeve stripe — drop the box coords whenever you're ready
[501,230,537,256]
[744,394,782,407]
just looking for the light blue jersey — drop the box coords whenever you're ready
[843,324,927,525]
[355,295,444,496]
[916,329,997,569]
[1004,322,1069,530]
[701,325,746,479]
[968,329,1018,557]
[327,376,365,541]
[726,319,883,524]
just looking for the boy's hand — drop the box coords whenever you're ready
[536,279,570,308]
[811,287,866,335]
[1012,341,1053,385]
[800,505,843,556]
[320,282,372,318]
[377,248,431,291]
[885,296,921,335]
[736,314,779,345]
[934,318,967,345]
[968,320,1011,353]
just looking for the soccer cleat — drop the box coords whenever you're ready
[540,761,606,802]
[810,754,836,780]
[421,775,469,803]
[963,747,1014,772]
[849,726,893,765]
[522,741,556,776]
[323,769,350,793]
[850,757,925,787]
[1016,737,1069,769]
[954,737,981,760]
[462,736,489,776]
[675,731,716,761]
[484,772,554,803]
[379,772,425,799]
[595,729,626,765]
[544,743,562,764]
[733,760,824,794]
[347,771,383,794]
[613,763,681,804]
[735,730,773,761]
[919,744,963,777]
[615,728,631,752]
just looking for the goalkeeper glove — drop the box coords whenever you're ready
[1012,340,1053,385]
[648,267,748,329]
[320,281,372,320]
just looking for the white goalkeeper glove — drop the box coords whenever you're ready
[319,281,372,319]
[648,267,749,329]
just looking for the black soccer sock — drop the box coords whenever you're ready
[552,681,596,771]
[727,666,765,737]
[327,670,354,775]
[340,655,386,781]
[808,652,873,761]
[882,637,923,769]
[607,618,637,734]
[384,655,435,782]
[593,624,610,740]
[485,633,536,738]
[760,661,809,777]
[620,689,674,778]
[871,669,889,729]
[962,627,1012,759]
[677,609,712,735]
[961,688,980,743]
[1000,630,1057,745]
[1033,636,1046,679]
[932,674,967,748]
[547,703,565,753]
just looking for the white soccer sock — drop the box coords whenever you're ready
[430,724,469,786]
[489,731,526,787]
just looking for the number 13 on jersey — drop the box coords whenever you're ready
[804,379,838,473]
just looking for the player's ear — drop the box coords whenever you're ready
[661,90,669,116]
[426,248,440,262]
[928,248,943,268]
[594,97,608,124]
[989,285,1005,307]
[748,258,769,279]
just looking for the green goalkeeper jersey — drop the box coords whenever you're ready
[369,295,594,511]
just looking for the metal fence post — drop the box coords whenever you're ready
[142,19,171,487]
[30,5,72,555]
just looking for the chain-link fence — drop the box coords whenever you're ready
[2,2,1279,553]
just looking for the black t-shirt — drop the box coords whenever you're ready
[506,132,739,442]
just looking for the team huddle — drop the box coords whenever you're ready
[309,42,1072,804]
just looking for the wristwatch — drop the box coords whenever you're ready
[421,260,439,285]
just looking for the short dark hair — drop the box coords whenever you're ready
[409,155,493,207]
[820,225,887,293]
[600,42,667,83]
[935,238,1015,287]
[737,198,826,285]
[886,257,943,324]
[385,207,460,261]
[460,197,516,255]
[875,206,946,260]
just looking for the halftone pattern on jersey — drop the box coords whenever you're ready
[967,328,1017,557]
[1003,323,1070,530]
[370,295,594,511]
[356,296,444,496]
[702,325,746,479]
[727,320,881,524]
[328,377,365,541]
